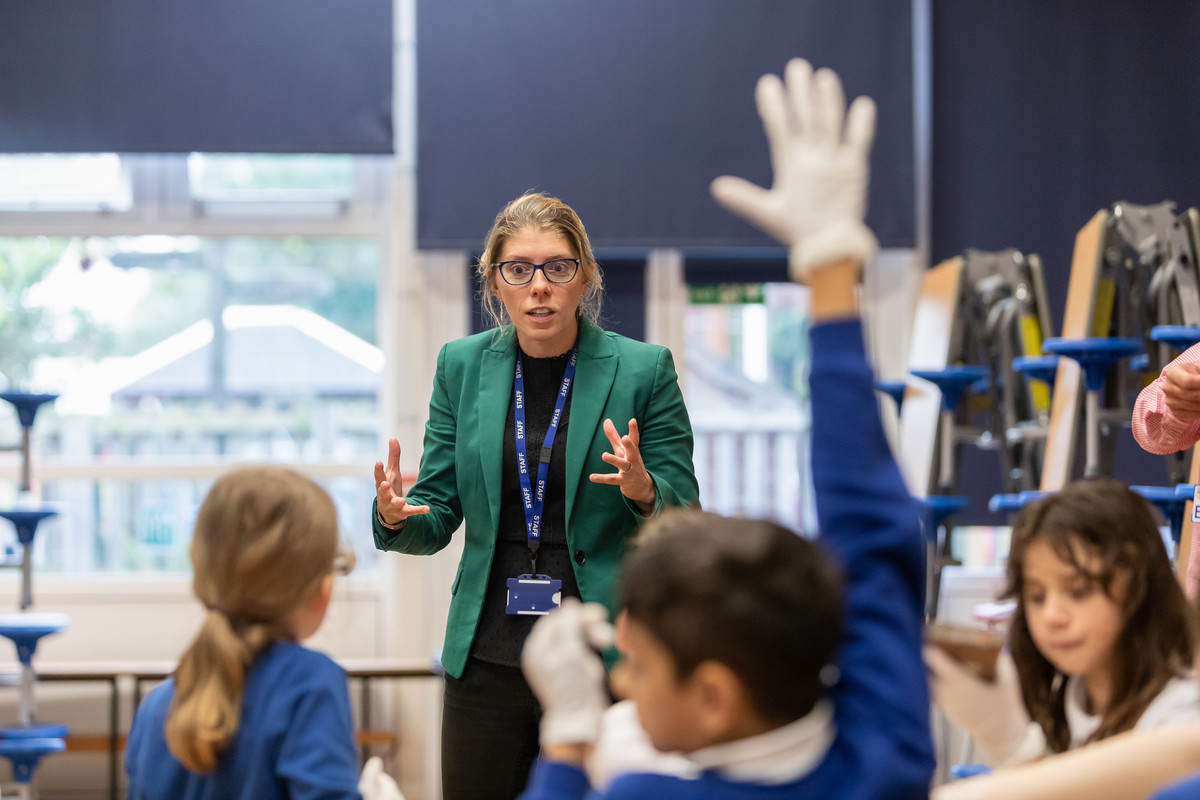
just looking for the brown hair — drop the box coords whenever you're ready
[620,509,844,725]
[1004,477,1195,752]
[164,465,338,772]
[477,192,603,329]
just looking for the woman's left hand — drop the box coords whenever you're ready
[590,418,656,513]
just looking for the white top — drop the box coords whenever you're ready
[688,699,836,784]
[1065,671,1200,749]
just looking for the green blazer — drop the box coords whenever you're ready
[373,319,699,678]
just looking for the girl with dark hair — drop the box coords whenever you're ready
[928,477,1200,767]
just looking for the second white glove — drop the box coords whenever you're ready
[925,646,1046,767]
[358,756,407,800]
[521,597,615,746]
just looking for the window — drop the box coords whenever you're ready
[0,154,132,212]
[682,282,813,531]
[0,231,382,573]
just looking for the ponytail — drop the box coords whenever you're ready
[165,609,279,772]
[163,466,338,772]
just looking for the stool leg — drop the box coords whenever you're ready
[20,543,33,610]
[19,428,31,494]
[1084,390,1101,478]
[19,664,34,728]
[938,409,956,493]
[926,538,939,619]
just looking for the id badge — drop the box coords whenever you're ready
[505,574,562,616]
[1193,485,1200,524]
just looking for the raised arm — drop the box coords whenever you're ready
[932,723,1200,800]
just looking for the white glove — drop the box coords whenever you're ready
[925,646,1046,767]
[711,58,879,283]
[358,756,406,800]
[586,700,698,791]
[521,597,615,746]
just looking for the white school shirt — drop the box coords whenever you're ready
[1065,671,1200,749]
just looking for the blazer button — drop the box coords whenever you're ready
[574,550,587,565]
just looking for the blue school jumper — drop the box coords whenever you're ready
[1153,773,1200,800]
[126,640,362,800]
[520,319,935,800]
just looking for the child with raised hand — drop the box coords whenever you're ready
[515,58,934,800]
[125,465,404,800]
[926,478,1200,768]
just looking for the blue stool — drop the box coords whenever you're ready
[1012,355,1059,391]
[0,613,69,734]
[1150,325,1200,352]
[1129,353,1149,373]
[0,510,59,611]
[1131,486,1190,559]
[0,394,58,494]
[911,366,990,494]
[0,737,65,796]
[921,496,970,618]
[874,380,907,414]
[988,490,1050,514]
[1040,338,1142,477]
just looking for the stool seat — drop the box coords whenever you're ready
[1041,337,1142,392]
[921,496,970,542]
[1131,485,1189,545]
[911,366,990,411]
[0,737,65,782]
[0,613,70,665]
[0,508,60,545]
[1175,483,1198,501]
[1129,353,1150,373]
[0,724,69,740]
[1011,355,1060,388]
[0,394,58,430]
[1150,325,1200,352]
[874,380,907,412]
[988,490,1048,513]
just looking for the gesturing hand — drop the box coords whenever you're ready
[589,418,656,512]
[1162,359,1200,422]
[710,58,878,283]
[373,438,431,527]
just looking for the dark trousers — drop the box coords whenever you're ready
[442,657,543,800]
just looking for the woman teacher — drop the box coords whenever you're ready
[372,192,699,800]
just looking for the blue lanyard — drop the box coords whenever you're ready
[514,345,578,551]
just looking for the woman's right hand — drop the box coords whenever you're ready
[374,438,431,527]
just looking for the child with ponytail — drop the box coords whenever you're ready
[125,465,402,800]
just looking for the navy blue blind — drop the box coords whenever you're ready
[0,0,393,154]
[418,0,913,250]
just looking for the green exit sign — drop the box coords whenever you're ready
[688,284,766,305]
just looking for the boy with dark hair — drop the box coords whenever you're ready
[517,59,934,800]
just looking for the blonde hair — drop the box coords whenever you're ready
[477,192,604,329]
[165,465,338,773]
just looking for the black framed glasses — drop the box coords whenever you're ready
[492,258,580,286]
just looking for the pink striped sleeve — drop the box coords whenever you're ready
[1132,344,1200,454]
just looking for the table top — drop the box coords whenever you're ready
[0,656,439,682]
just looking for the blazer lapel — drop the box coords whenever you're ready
[566,321,617,528]
[478,331,516,538]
